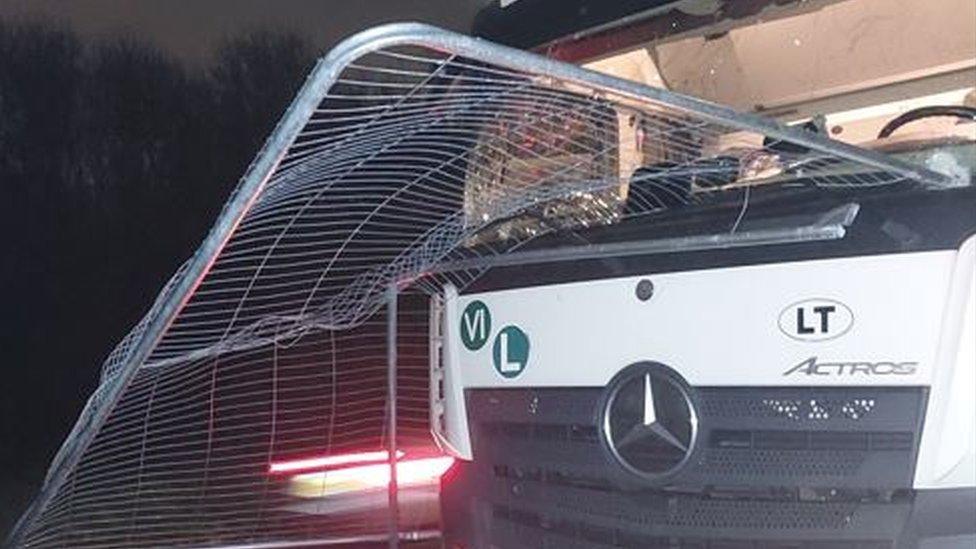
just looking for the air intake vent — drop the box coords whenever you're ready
[486,502,896,549]
[701,393,890,423]
[483,421,601,444]
[709,430,913,451]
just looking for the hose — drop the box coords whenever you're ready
[877,105,976,139]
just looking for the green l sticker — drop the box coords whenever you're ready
[492,325,530,379]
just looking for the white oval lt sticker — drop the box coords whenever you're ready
[778,298,854,342]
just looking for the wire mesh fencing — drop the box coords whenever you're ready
[23,293,436,548]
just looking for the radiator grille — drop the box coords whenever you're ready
[440,386,926,548]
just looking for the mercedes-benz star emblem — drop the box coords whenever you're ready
[602,363,697,482]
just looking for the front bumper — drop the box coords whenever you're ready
[442,467,975,548]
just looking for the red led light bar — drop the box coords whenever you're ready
[299,456,456,487]
[269,449,404,474]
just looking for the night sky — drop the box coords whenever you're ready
[0,0,484,537]
[0,0,480,63]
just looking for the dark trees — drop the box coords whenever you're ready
[0,19,316,535]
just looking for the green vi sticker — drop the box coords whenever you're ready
[492,326,530,379]
[460,300,491,351]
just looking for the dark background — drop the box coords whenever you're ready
[0,0,482,536]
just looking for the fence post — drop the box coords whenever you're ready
[386,284,399,549]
